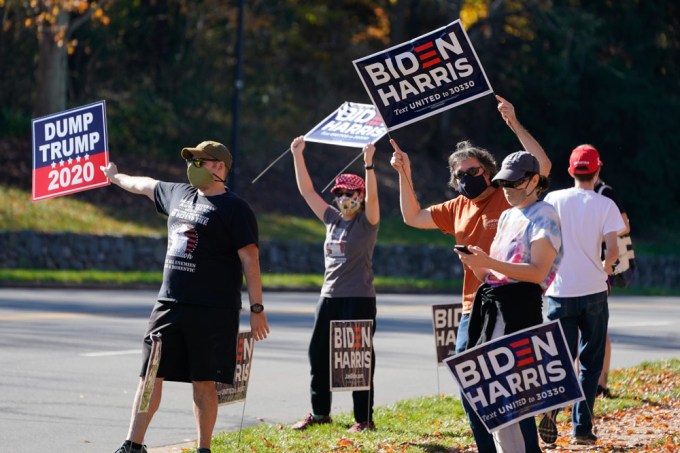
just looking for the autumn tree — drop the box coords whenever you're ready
[1,0,111,116]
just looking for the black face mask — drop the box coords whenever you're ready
[458,172,489,199]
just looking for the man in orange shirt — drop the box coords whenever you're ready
[390,95,551,453]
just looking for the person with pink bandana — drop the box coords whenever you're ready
[288,136,380,433]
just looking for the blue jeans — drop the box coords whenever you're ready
[456,314,541,453]
[547,291,608,436]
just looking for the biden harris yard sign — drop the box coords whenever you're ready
[444,321,584,432]
[331,320,374,392]
[216,331,255,405]
[353,20,492,131]
[432,302,463,365]
[32,101,109,201]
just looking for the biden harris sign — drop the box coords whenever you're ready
[305,102,387,148]
[353,20,492,131]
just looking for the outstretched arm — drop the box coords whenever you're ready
[290,136,329,221]
[363,143,379,225]
[496,95,552,177]
[100,162,158,202]
[389,139,437,229]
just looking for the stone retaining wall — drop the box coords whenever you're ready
[0,231,674,289]
[0,231,463,281]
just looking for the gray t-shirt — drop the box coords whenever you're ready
[320,207,378,298]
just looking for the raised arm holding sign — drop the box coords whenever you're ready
[251,102,387,184]
[289,135,380,433]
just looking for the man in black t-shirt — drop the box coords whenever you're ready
[101,141,269,453]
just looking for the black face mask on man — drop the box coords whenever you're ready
[458,172,489,199]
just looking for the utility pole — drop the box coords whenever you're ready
[230,0,244,191]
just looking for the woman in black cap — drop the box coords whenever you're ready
[455,150,563,453]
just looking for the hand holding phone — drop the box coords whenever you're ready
[454,244,472,255]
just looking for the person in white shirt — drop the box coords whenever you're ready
[540,144,626,446]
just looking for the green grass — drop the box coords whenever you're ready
[0,269,462,292]
[633,237,680,256]
[0,186,165,235]
[215,394,472,453]
[5,268,680,295]
[207,359,680,452]
[7,184,680,252]
[1,185,451,246]
[609,286,680,296]
[376,216,452,246]
[0,268,162,285]
[593,359,680,413]
[251,214,452,246]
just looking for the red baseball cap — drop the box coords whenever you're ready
[569,144,602,175]
[331,174,365,194]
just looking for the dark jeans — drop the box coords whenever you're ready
[547,291,608,436]
[457,313,541,453]
[309,296,376,423]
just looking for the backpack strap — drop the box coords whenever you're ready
[596,183,612,195]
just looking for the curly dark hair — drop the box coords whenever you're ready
[447,141,498,190]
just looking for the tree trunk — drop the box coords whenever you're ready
[34,11,69,117]
[389,0,407,44]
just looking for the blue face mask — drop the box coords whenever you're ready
[458,173,488,199]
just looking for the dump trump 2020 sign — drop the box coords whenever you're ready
[353,20,492,131]
[32,101,109,201]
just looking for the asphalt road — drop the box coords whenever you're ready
[0,289,678,453]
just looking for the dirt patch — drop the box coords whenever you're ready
[543,397,680,452]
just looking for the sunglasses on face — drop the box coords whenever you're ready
[453,166,483,181]
[186,158,218,168]
[334,190,357,198]
[497,176,529,189]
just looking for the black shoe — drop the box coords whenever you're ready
[196,449,211,453]
[574,432,598,445]
[538,409,559,444]
[115,441,148,453]
[596,385,612,398]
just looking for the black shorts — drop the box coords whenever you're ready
[140,301,240,384]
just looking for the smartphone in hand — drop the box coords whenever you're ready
[454,244,472,254]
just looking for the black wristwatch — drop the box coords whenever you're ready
[364,164,375,170]
[249,303,264,313]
